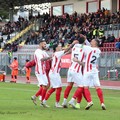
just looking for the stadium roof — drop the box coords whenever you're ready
[0,0,66,10]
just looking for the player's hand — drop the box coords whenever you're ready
[73,57,78,62]
[72,40,79,45]
[80,34,86,40]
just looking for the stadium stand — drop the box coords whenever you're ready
[1,9,120,52]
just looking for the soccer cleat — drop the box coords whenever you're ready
[55,103,63,108]
[39,96,42,101]
[42,102,50,108]
[62,101,68,108]
[68,100,76,108]
[85,101,93,110]
[40,102,43,107]
[101,103,106,110]
[31,96,37,105]
[75,103,80,109]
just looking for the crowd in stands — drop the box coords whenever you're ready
[0,16,30,51]
[0,17,29,35]
[0,8,120,52]
[25,8,120,48]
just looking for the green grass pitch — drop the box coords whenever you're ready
[0,82,120,120]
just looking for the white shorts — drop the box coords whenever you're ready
[35,73,48,86]
[49,71,62,88]
[67,69,84,87]
[83,72,100,87]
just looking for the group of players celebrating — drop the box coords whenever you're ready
[29,34,106,110]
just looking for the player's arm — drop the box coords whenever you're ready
[41,56,52,62]
[80,34,91,46]
[73,57,85,66]
[64,40,78,54]
[25,60,36,68]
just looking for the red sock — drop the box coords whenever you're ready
[96,88,104,104]
[45,88,55,100]
[77,92,82,103]
[64,86,72,99]
[82,88,87,101]
[41,88,47,101]
[56,87,62,102]
[35,86,43,97]
[73,87,83,100]
[84,88,92,102]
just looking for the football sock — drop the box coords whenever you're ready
[56,87,62,102]
[96,88,104,104]
[84,88,92,102]
[35,86,43,97]
[64,86,72,99]
[45,88,55,100]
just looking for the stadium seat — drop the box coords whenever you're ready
[103,43,106,47]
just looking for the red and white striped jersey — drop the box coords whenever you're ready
[34,49,49,74]
[69,44,85,73]
[51,51,64,73]
[84,46,101,73]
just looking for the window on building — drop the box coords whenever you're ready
[53,6,62,16]
[64,4,73,15]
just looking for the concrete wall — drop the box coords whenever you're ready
[111,0,117,13]
[51,0,119,14]
[51,0,88,14]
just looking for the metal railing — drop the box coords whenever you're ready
[100,24,120,38]
[0,52,120,79]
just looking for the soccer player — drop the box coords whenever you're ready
[42,41,77,108]
[62,35,88,108]
[9,57,18,83]
[83,39,106,110]
[31,38,52,105]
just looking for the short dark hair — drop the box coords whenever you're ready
[77,36,85,44]
[14,57,17,60]
[26,59,29,62]
[38,38,46,44]
[53,44,58,52]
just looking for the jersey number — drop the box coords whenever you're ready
[91,56,97,64]
[74,54,78,59]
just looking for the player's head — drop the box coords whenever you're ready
[14,57,17,60]
[38,38,47,50]
[90,39,100,47]
[53,43,62,52]
[74,36,85,44]
[26,59,29,62]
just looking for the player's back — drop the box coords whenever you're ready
[84,46,101,73]
[51,51,64,73]
[69,44,85,73]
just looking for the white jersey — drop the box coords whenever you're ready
[69,44,85,73]
[84,46,101,73]
[50,51,64,73]
[34,49,49,74]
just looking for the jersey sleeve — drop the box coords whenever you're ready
[83,45,92,54]
[34,50,43,61]
[44,51,49,57]
[55,51,65,58]
[85,39,91,46]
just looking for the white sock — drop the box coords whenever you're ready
[71,98,75,102]
[63,98,67,102]
[39,96,42,101]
